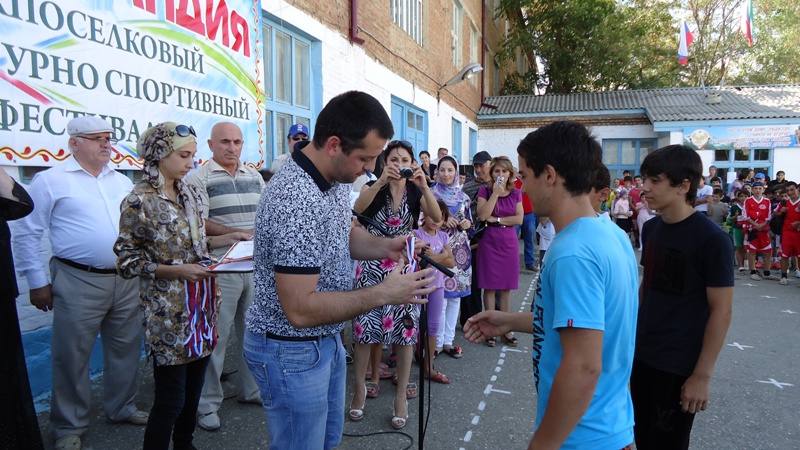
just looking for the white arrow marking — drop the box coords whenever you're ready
[782,310,797,314]
[760,295,778,299]
[741,283,756,287]
[757,378,793,389]
[727,342,754,350]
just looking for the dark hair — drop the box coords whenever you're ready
[784,180,797,189]
[419,150,430,158]
[639,144,701,204]
[517,121,601,196]
[736,168,749,181]
[634,174,642,180]
[259,168,273,183]
[712,188,725,197]
[383,140,415,162]
[623,176,633,183]
[777,170,785,176]
[436,199,450,222]
[591,164,611,192]
[735,189,749,198]
[312,91,393,155]
[711,176,722,184]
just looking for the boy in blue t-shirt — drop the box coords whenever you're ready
[463,121,638,449]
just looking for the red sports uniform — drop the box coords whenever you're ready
[743,196,772,252]
[780,198,800,258]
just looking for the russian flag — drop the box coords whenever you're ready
[739,0,754,46]
[678,20,694,66]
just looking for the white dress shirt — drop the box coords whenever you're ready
[12,158,133,289]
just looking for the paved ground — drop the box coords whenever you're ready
[35,250,800,449]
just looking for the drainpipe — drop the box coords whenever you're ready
[350,0,365,45]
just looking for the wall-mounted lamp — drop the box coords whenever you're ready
[439,62,484,90]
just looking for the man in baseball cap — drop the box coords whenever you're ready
[272,123,310,172]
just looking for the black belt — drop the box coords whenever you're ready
[265,331,333,342]
[55,257,117,275]
[487,223,510,228]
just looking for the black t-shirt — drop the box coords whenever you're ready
[358,181,422,230]
[636,212,734,376]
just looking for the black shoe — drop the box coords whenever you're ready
[525,265,535,272]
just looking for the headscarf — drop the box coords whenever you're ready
[430,155,470,208]
[137,122,207,260]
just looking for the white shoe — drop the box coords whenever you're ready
[750,273,761,281]
[795,269,800,278]
[197,412,221,431]
[55,435,81,450]
[780,277,788,285]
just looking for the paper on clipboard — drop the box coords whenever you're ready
[209,240,254,272]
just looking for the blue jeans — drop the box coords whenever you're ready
[243,330,345,450]
[521,212,537,266]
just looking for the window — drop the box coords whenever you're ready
[470,24,480,87]
[602,139,656,180]
[469,128,478,161]
[17,166,47,184]
[451,119,462,162]
[391,0,423,44]
[262,18,319,164]
[390,97,428,155]
[451,0,463,67]
[713,147,773,182]
[116,170,144,183]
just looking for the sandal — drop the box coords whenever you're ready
[391,400,408,430]
[365,363,393,380]
[349,385,366,421]
[486,337,496,347]
[365,381,380,399]
[406,382,418,399]
[442,346,463,359]
[501,334,519,347]
[424,370,451,384]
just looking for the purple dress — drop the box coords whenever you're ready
[476,187,521,290]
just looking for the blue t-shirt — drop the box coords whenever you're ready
[532,217,638,449]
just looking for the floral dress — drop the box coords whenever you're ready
[352,187,418,345]
[441,201,472,298]
[115,181,220,366]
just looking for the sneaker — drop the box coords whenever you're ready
[738,268,745,276]
[55,434,81,450]
[772,261,782,270]
[122,409,149,425]
[197,412,221,431]
[780,277,788,285]
[750,273,761,281]
[756,261,764,269]
[795,270,800,278]
[763,274,781,281]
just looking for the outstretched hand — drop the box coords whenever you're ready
[463,310,512,344]
[381,261,435,305]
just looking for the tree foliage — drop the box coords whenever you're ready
[494,0,800,94]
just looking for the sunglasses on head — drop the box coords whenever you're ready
[175,125,196,137]
[387,140,413,151]
[290,135,309,142]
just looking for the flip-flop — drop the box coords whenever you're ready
[425,371,451,384]
[406,382,418,399]
[442,346,463,359]
[365,381,380,398]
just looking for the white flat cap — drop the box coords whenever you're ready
[67,116,113,136]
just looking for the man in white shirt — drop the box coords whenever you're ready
[186,122,264,431]
[13,116,147,450]
[694,175,713,215]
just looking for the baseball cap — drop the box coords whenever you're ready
[68,116,113,136]
[753,181,765,187]
[755,172,766,179]
[287,123,309,137]
[472,151,491,165]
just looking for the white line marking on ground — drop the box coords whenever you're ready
[471,416,480,425]
[782,310,797,314]
[491,375,497,381]
[757,378,793,389]
[504,347,524,353]
[727,342,753,350]
[497,359,505,365]
[495,367,501,373]
[760,295,778,299]
[484,385,493,395]
[478,401,485,411]
[464,430,472,442]
[489,388,512,395]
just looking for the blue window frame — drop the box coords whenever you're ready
[468,128,477,161]
[451,119,462,163]
[602,139,657,180]
[712,148,772,182]
[390,96,428,158]
[262,15,321,166]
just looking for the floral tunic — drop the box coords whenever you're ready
[352,187,418,345]
[115,181,220,366]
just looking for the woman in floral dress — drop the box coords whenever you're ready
[349,140,440,429]
[114,122,249,450]
[430,156,472,357]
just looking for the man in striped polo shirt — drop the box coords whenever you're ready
[187,122,265,431]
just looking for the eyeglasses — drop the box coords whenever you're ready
[387,140,413,151]
[77,136,118,145]
[175,125,196,137]
[290,135,309,142]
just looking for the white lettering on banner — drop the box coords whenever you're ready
[0,0,264,168]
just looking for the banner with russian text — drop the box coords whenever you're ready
[684,124,800,150]
[0,0,264,169]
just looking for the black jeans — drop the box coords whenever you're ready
[460,248,483,327]
[143,356,211,450]
[630,359,696,450]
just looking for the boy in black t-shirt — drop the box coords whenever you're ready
[632,145,734,450]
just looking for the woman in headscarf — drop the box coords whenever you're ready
[114,122,250,450]
[430,155,472,359]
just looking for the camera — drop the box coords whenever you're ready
[496,176,504,186]
[399,167,414,178]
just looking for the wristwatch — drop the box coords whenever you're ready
[496,216,501,224]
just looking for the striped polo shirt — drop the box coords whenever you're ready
[186,159,264,256]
